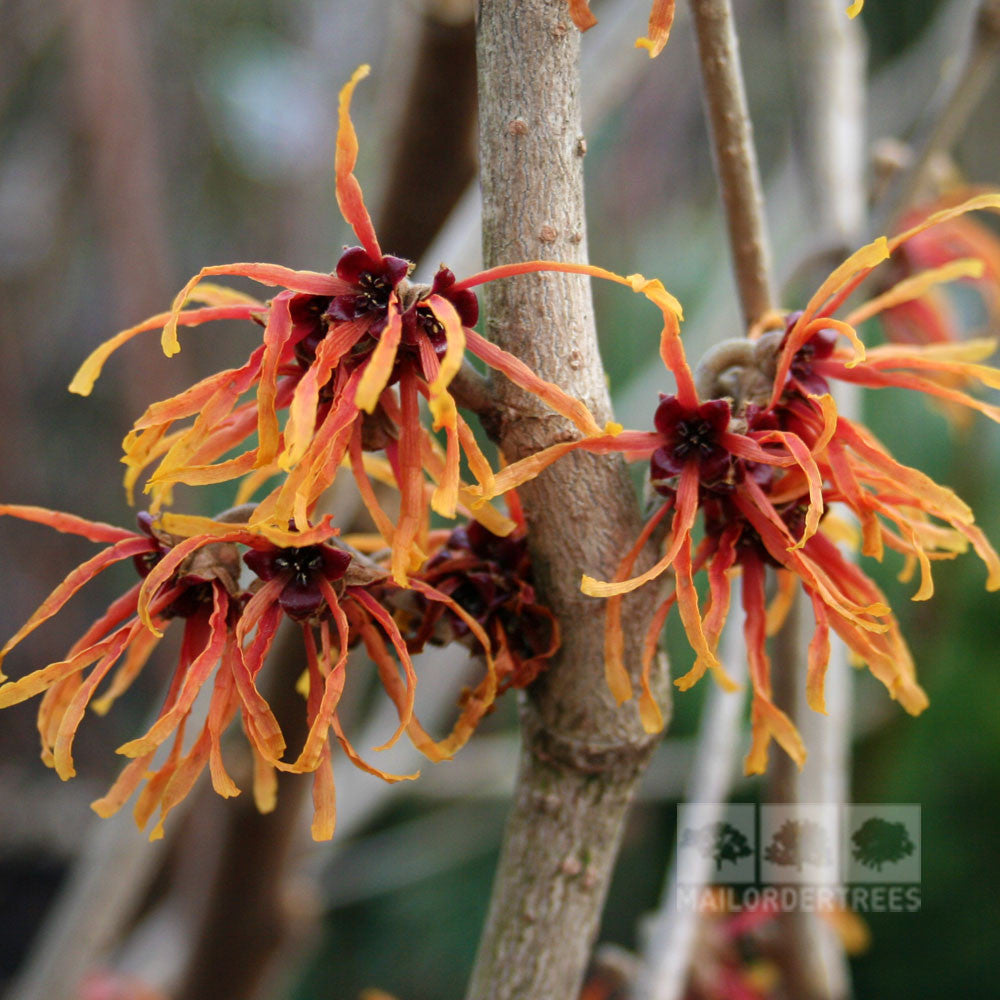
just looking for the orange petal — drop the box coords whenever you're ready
[602,502,673,707]
[463,328,603,436]
[256,292,296,465]
[160,264,344,358]
[116,589,229,758]
[845,258,985,327]
[335,65,381,260]
[568,0,598,31]
[389,371,426,584]
[355,301,403,413]
[582,462,699,597]
[69,303,262,396]
[636,0,675,58]
[0,504,138,543]
[0,535,151,667]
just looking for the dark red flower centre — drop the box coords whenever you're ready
[244,542,351,621]
[272,546,329,586]
[356,270,393,312]
[673,418,719,461]
[650,395,733,491]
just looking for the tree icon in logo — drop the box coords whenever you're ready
[851,817,916,872]
[679,821,753,871]
[764,818,833,872]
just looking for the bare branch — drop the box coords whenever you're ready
[881,0,1000,231]
[689,0,775,327]
[636,623,749,1000]
[466,3,666,997]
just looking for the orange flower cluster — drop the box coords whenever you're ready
[474,193,1000,773]
[3,54,998,839]
[0,66,675,839]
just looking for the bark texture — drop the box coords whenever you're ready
[466,4,667,998]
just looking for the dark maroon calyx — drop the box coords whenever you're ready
[162,580,216,620]
[426,266,479,328]
[244,543,352,621]
[650,394,732,492]
[290,294,333,368]
[786,326,838,396]
[133,511,165,578]
[326,247,410,327]
[415,521,535,645]
[394,267,480,380]
[739,404,781,487]
[429,521,528,581]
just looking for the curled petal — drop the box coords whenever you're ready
[568,0,598,31]
[846,257,985,327]
[604,502,674,708]
[160,264,344,358]
[635,0,675,58]
[0,536,152,668]
[335,64,381,261]
[69,302,263,396]
[256,293,296,465]
[354,300,402,413]
[582,461,699,597]
[0,504,139,544]
[116,590,229,759]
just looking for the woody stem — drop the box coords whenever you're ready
[689,0,775,328]
[466,3,666,998]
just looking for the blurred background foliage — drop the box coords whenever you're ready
[0,0,998,997]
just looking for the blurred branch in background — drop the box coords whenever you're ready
[880,0,1000,230]
[773,2,869,998]
[64,0,188,417]
[636,625,749,1000]
[376,0,476,263]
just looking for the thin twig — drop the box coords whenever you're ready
[689,0,775,327]
[770,3,869,998]
[636,623,749,1000]
[788,0,867,250]
[465,4,666,997]
[879,0,1000,232]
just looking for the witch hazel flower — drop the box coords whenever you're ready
[0,504,312,838]
[0,501,519,840]
[393,493,559,698]
[69,65,688,588]
[473,192,1000,773]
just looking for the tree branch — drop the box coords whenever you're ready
[636,622,749,1000]
[780,4,868,998]
[466,3,667,997]
[689,0,775,327]
[880,0,1000,232]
